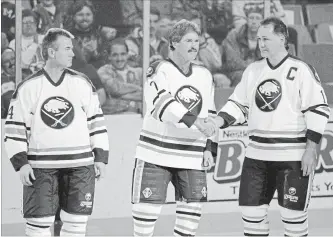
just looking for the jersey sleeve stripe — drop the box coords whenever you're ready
[208,110,217,114]
[301,104,328,113]
[179,111,197,128]
[306,129,322,144]
[87,114,104,121]
[5,121,27,127]
[5,136,28,143]
[205,139,218,157]
[87,120,105,131]
[159,99,177,122]
[152,89,166,105]
[10,151,29,171]
[89,129,107,137]
[217,111,237,128]
[154,93,174,112]
[311,109,330,119]
[5,128,26,136]
[92,148,109,164]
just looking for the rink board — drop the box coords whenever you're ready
[1,115,333,230]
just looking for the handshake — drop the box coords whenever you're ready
[194,116,224,137]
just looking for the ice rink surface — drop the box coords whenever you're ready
[2,201,332,236]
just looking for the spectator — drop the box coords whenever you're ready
[98,38,143,115]
[1,32,9,53]
[1,48,31,118]
[221,5,262,87]
[190,14,222,73]
[204,0,233,44]
[64,0,117,69]
[190,13,231,88]
[8,9,44,74]
[33,0,63,34]
[126,7,169,67]
[233,0,287,29]
[1,0,15,42]
[1,48,15,118]
[71,38,107,106]
[158,16,173,39]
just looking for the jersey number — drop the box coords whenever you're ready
[150,81,158,91]
[7,106,14,119]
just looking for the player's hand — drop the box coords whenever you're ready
[204,116,224,131]
[94,162,106,181]
[194,118,216,137]
[19,164,35,186]
[301,148,317,176]
[202,150,215,171]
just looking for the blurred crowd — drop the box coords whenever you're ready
[1,0,332,118]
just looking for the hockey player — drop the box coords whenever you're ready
[131,19,218,236]
[206,17,330,236]
[4,28,109,237]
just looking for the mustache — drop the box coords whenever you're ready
[188,48,197,52]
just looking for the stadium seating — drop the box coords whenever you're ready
[299,43,333,85]
[288,24,313,56]
[283,4,304,25]
[306,4,333,25]
[314,23,333,43]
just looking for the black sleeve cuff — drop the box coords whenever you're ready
[204,139,218,157]
[180,111,197,128]
[306,129,322,144]
[92,148,109,164]
[10,152,29,172]
[217,111,236,128]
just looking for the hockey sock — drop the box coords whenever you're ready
[132,203,163,237]
[280,207,308,236]
[241,205,269,236]
[25,216,55,237]
[60,210,88,236]
[173,202,202,236]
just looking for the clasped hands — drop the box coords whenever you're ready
[194,116,224,137]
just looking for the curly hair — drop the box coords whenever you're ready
[63,0,96,31]
[169,19,201,51]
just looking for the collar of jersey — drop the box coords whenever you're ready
[42,68,67,87]
[266,53,290,70]
[166,58,193,77]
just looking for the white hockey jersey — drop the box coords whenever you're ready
[4,68,109,171]
[218,54,330,161]
[135,59,218,170]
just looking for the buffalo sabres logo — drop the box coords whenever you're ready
[255,79,282,112]
[175,86,202,116]
[41,97,74,129]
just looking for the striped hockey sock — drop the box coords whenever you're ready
[60,210,88,236]
[132,203,163,237]
[241,205,269,236]
[173,202,202,236]
[281,207,308,236]
[25,216,55,237]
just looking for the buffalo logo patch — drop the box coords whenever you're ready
[175,85,202,116]
[255,79,282,112]
[41,97,74,129]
